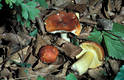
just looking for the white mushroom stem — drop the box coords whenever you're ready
[61,33,70,42]
[76,49,87,59]
[71,52,94,75]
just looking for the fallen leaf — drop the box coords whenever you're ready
[0,68,10,77]
[75,0,89,4]
[88,67,106,80]
[108,59,120,73]
[56,61,70,78]
[54,0,72,7]
[10,46,29,63]
[65,4,87,13]
[25,54,37,66]
[34,34,52,56]
[35,64,60,76]
[114,0,122,12]
[56,38,82,59]
[33,60,47,70]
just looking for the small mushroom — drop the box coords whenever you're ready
[71,41,104,75]
[45,11,82,42]
[39,45,59,63]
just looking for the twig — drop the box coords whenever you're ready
[36,17,46,35]
[14,74,37,80]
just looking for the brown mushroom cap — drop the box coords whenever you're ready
[45,11,82,36]
[39,45,59,63]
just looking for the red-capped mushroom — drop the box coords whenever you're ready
[45,11,82,42]
[39,45,59,63]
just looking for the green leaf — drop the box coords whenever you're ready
[112,23,124,33]
[27,1,37,7]
[21,1,40,20]
[88,30,103,44]
[5,0,16,8]
[26,20,31,28]
[114,65,124,80]
[16,14,22,22]
[0,3,2,10]
[15,0,23,6]
[21,3,28,20]
[28,7,40,20]
[27,1,40,20]
[5,0,16,4]
[29,29,38,37]
[66,73,77,80]
[35,0,48,8]
[24,69,29,75]
[0,0,2,10]
[103,32,124,60]
[37,76,45,80]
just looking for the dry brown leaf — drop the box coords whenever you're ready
[33,60,47,70]
[80,18,97,24]
[52,55,65,65]
[75,0,89,4]
[89,0,99,7]
[45,75,65,80]
[104,0,115,18]
[77,33,90,39]
[34,34,52,56]
[53,0,72,7]
[10,46,29,63]
[10,64,18,70]
[113,15,124,24]
[108,0,112,12]
[88,67,106,80]
[65,4,87,13]
[108,59,120,73]
[0,25,5,34]
[104,7,110,19]
[0,57,3,64]
[0,68,11,78]
[56,61,70,78]
[62,43,82,59]
[114,0,122,12]
[120,7,124,15]
[89,1,102,15]
[18,67,28,78]
[35,64,60,76]
[2,33,32,46]
[25,54,37,66]
[56,38,82,59]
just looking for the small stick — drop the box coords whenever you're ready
[36,17,46,35]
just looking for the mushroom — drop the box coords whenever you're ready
[39,45,59,63]
[45,11,82,42]
[71,41,104,75]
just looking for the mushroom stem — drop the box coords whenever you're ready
[76,49,87,59]
[61,33,70,42]
[71,52,94,75]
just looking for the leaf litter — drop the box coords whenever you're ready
[0,0,124,80]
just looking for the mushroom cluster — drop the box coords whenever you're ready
[45,11,82,42]
[71,41,104,75]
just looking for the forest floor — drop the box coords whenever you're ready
[0,0,124,80]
